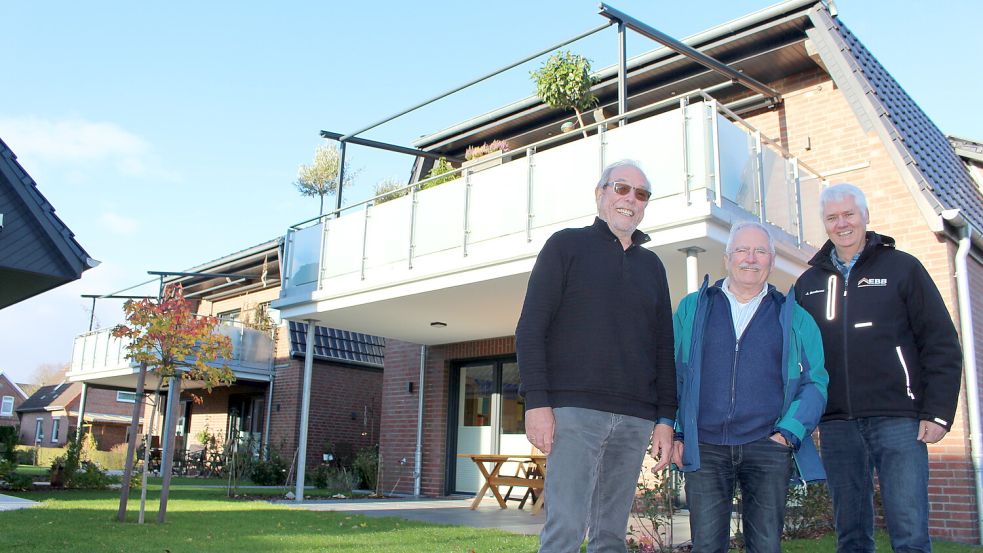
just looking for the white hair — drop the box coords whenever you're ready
[820,183,869,219]
[596,159,651,191]
[726,221,775,254]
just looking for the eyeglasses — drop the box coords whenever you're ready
[604,180,652,202]
[728,247,773,257]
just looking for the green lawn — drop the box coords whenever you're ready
[1,486,979,553]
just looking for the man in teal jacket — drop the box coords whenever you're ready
[671,221,828,553]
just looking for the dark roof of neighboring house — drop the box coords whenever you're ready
[0,137,96,309]
[0,370,29,399]
[16,381,80,413]
[288,322,385,369]
[804,6,983,235]
[950,136,983,165]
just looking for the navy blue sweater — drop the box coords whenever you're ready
[515,218,677,422]
[698,284,784,445]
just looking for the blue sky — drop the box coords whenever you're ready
[1,0,980,383]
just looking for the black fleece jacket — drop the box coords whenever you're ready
[794,232,962,429]
[515,217,677,422]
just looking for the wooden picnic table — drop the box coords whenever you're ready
[458,453,547,515]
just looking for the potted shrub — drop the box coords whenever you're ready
[463,139,511,172]
[531,51,598,138]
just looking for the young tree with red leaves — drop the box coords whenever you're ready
[112,284,234,523]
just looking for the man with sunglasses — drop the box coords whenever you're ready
[672,221,828,553]
[517,159,676,552]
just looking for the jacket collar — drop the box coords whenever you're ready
[708,277,782,304]
[807,231,895,270]
[590,216,651,248]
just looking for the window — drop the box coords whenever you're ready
[0,395,13,416]
[51,418,60,443]
[34,419,43,444]
[117,391,137,403]
[218,309,241,326]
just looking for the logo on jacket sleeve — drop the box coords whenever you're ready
[857,277,887,287]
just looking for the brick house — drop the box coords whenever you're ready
[65,239,383,470]
[15,382,136,450]
[0,370,29,428]
[272,0,983,544]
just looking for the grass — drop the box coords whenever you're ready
[1,486,979,553]
[1,487,538,553]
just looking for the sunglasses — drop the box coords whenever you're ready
[605,180,652,202]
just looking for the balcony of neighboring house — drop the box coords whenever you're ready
[273,94,827,345]
[65,320,275,390]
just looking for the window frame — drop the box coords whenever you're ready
[0,395,13,416]
[117,391,137,403]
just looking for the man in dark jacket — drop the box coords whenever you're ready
[516,159,676,552]
[795,183,962,553]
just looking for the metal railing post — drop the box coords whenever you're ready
[707,101,720,204]
[791,158,803,246]
[680,97,691,204]
[598,124,608,173]
[361,204,371,280]
[526,148,535,243]
[316,217,328,291]
[408,185,418,269]
[754,131,766,222]
[463,169,472,257]
[617,21,627,125]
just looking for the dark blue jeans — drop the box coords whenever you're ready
[685,437,793,553]
[819,417,931,553]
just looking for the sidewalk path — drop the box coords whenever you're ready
[0,494,39,511]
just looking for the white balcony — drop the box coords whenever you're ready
[66,322,275,390]
[273,97,825,345]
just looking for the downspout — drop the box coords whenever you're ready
[942,209,983,544]
[414,345,427,497]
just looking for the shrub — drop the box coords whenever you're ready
[14,447,34,465]
[250,448,288,486]
[312,464,359,494]
[373,178,409,205]
[784,482,834,539]
[353,446,379,491]
[464,140,510,161]
[72,461,113,489]
[0,461,33,491]
[421,158,458,189]
[0,425,18,463]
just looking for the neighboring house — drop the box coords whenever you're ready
[15,381,136,450]
[0,137,97,309]
[272,0,983,544]
[0,370,29,428]
[65,239,383,468]
[951,136,983,192]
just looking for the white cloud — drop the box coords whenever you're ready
[0,116,150,165]
[99,211,139,235]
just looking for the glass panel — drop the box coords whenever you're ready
[469,160,528,244]
[287,223,323,287]
[499,362,524,435]
[322,210,366,279]
[762,149,796,235]
[414,176,465,257]
[455,363,495,493]
[605,107,687,200]
[717,114,758,215]
[364,193,412,270]
[530,137,601,229]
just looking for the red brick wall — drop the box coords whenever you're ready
[379,337,515,496]
[0,374,25,427]
[742,67,980,543]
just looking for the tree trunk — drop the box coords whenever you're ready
[157,376,183,523]
[139,382,164,524]
[116,363,147,522]
[574,108,590,139]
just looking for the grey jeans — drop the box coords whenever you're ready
[538,407,655,553]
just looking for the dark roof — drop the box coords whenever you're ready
[0,137,95,309]
[16,382,79,413]
[805,6,983,234]
[288,322,385,368]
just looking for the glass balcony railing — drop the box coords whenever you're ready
[69,322,275,379]
[280,94,826,296]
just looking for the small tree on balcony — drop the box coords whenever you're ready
[531,51,598,139]
[295,144,358,216]
[111,284,234,524]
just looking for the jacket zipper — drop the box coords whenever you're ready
[842,274,852,417]
[895,346,916,400]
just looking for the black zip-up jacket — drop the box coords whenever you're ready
[794,232,962,429]
[516,217,677,422]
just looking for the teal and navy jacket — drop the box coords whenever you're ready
[673,277,829,482]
